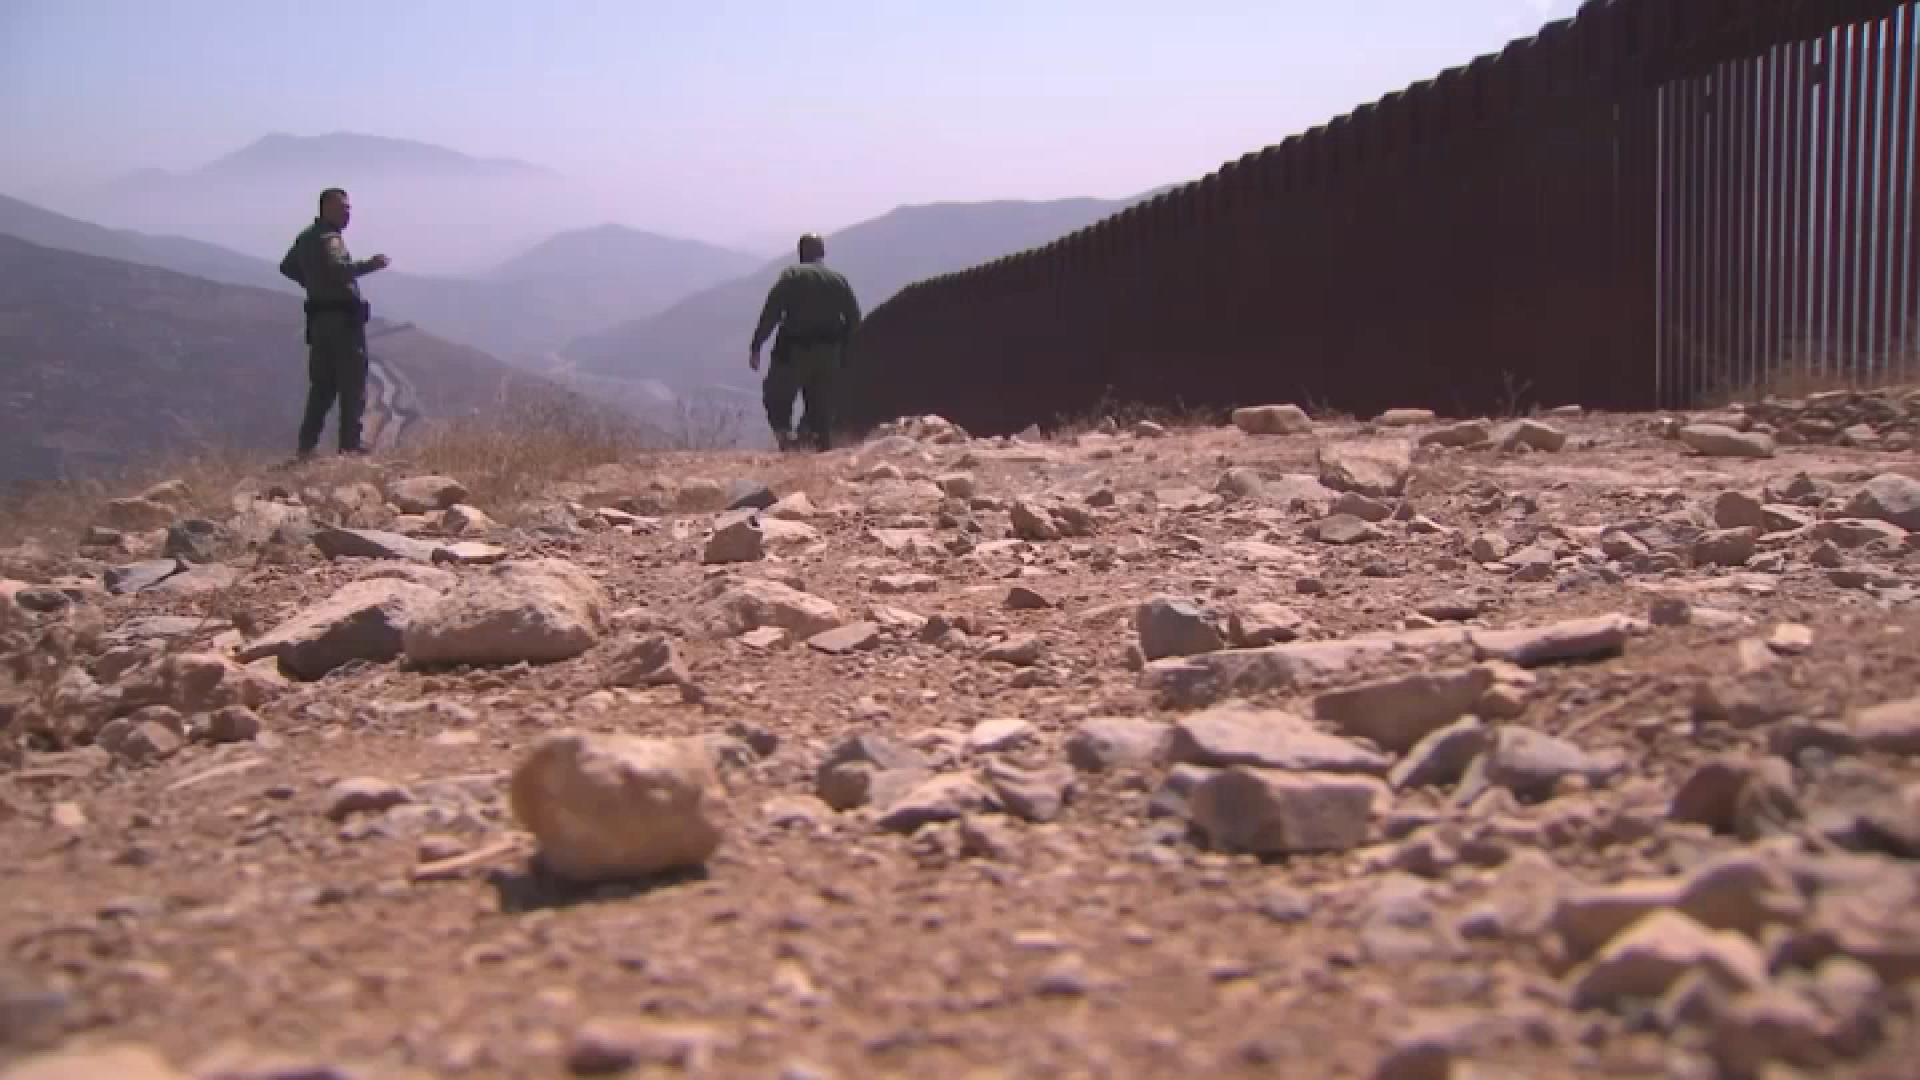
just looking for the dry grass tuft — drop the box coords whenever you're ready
[399,399,661,522]
[1051,388,1229,437]
[1698,335,1920,407]
[0,443,275,554]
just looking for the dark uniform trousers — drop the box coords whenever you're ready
[299,311,371,455]
[762,336,841,450]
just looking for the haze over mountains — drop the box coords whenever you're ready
[0,232,613,490]
[0,127,1181,474]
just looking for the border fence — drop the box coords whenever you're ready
[843,0,1918,436]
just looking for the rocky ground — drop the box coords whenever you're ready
[3,390,1919,1080]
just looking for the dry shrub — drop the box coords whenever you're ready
[1052,387,1229,437]
[0,442,274,554]
[399,397,659,522]
[1698,333,1920,407]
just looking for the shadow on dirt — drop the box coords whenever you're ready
[488,857,710,914]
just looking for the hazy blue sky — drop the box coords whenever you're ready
[1,0,1580,248]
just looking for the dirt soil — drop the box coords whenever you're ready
[3,403,1920,1079]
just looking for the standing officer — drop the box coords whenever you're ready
[748,233,860,451]
[278,187,390,459]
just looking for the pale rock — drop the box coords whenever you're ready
[816,733,927,785]
[1135,596,1225,661]
[1310,514,1379,545]
[312,525,439,563]
[1849,695,1920,755]
[1227,602,1306,647]
[1670,756,1800,837]
[1469,532,1511,563]
[703,509,766,564]
[510,731,725,881]
[807,621,879,655]
[1313,666,1495,755]
[968,718,1035,753]
[1065,716,1171,771]
[1767,623,1814,655]
[117,651,281,715]
[1680,424,1776,459]
[937,472,977,499]
[441,503,498,536]
[873,573,939,595]
[1331,491,1392,522]
[1476,725,1622,801]
[1390,717,1489,791]
[738,626,786,650]
[387,475,468,514]
[237,579,441,680]
[1316,440,1415,498]
[564,1017,726,1072]
[326,777,414,822]
[981,633,1044,667]
[1419,420,1491,448]
[1189,767,1385,855]
[1232,404,1313,435]
[982,759,1074,822]
[1567,910,1769,1010]
[430,540,509,566]
[1810,518,1908,548]
[690,578,842,640]
[876,774,1003,833]
[1470,613,1636,667]
[1170,703,1391,776]
[1009,499,1061,542]
[867,604,927,633]
[0,1044,191,1080]
[404,559,608,666]
[1499,419,1567,452]
[1215,466,1265,499]
[1843,473,1920,530]
[769,491,817,520]
[1712,491,1769,530]
[1376,408,1437,427]
[604,633,694,693]
[1692,527,1759,567]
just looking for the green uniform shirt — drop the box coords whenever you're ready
[751,261,862,352]
[278,219,378,310]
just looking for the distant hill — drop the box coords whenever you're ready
[0,193,752,368]
[0,192,288,293]
[50,132,592,274]
[466,225,762,354]
[563,193,1164,398]
[0,233,610,490]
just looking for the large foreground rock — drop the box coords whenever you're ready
[238,578,441,679]
[403,559,609,667]
[510,731,726,882]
